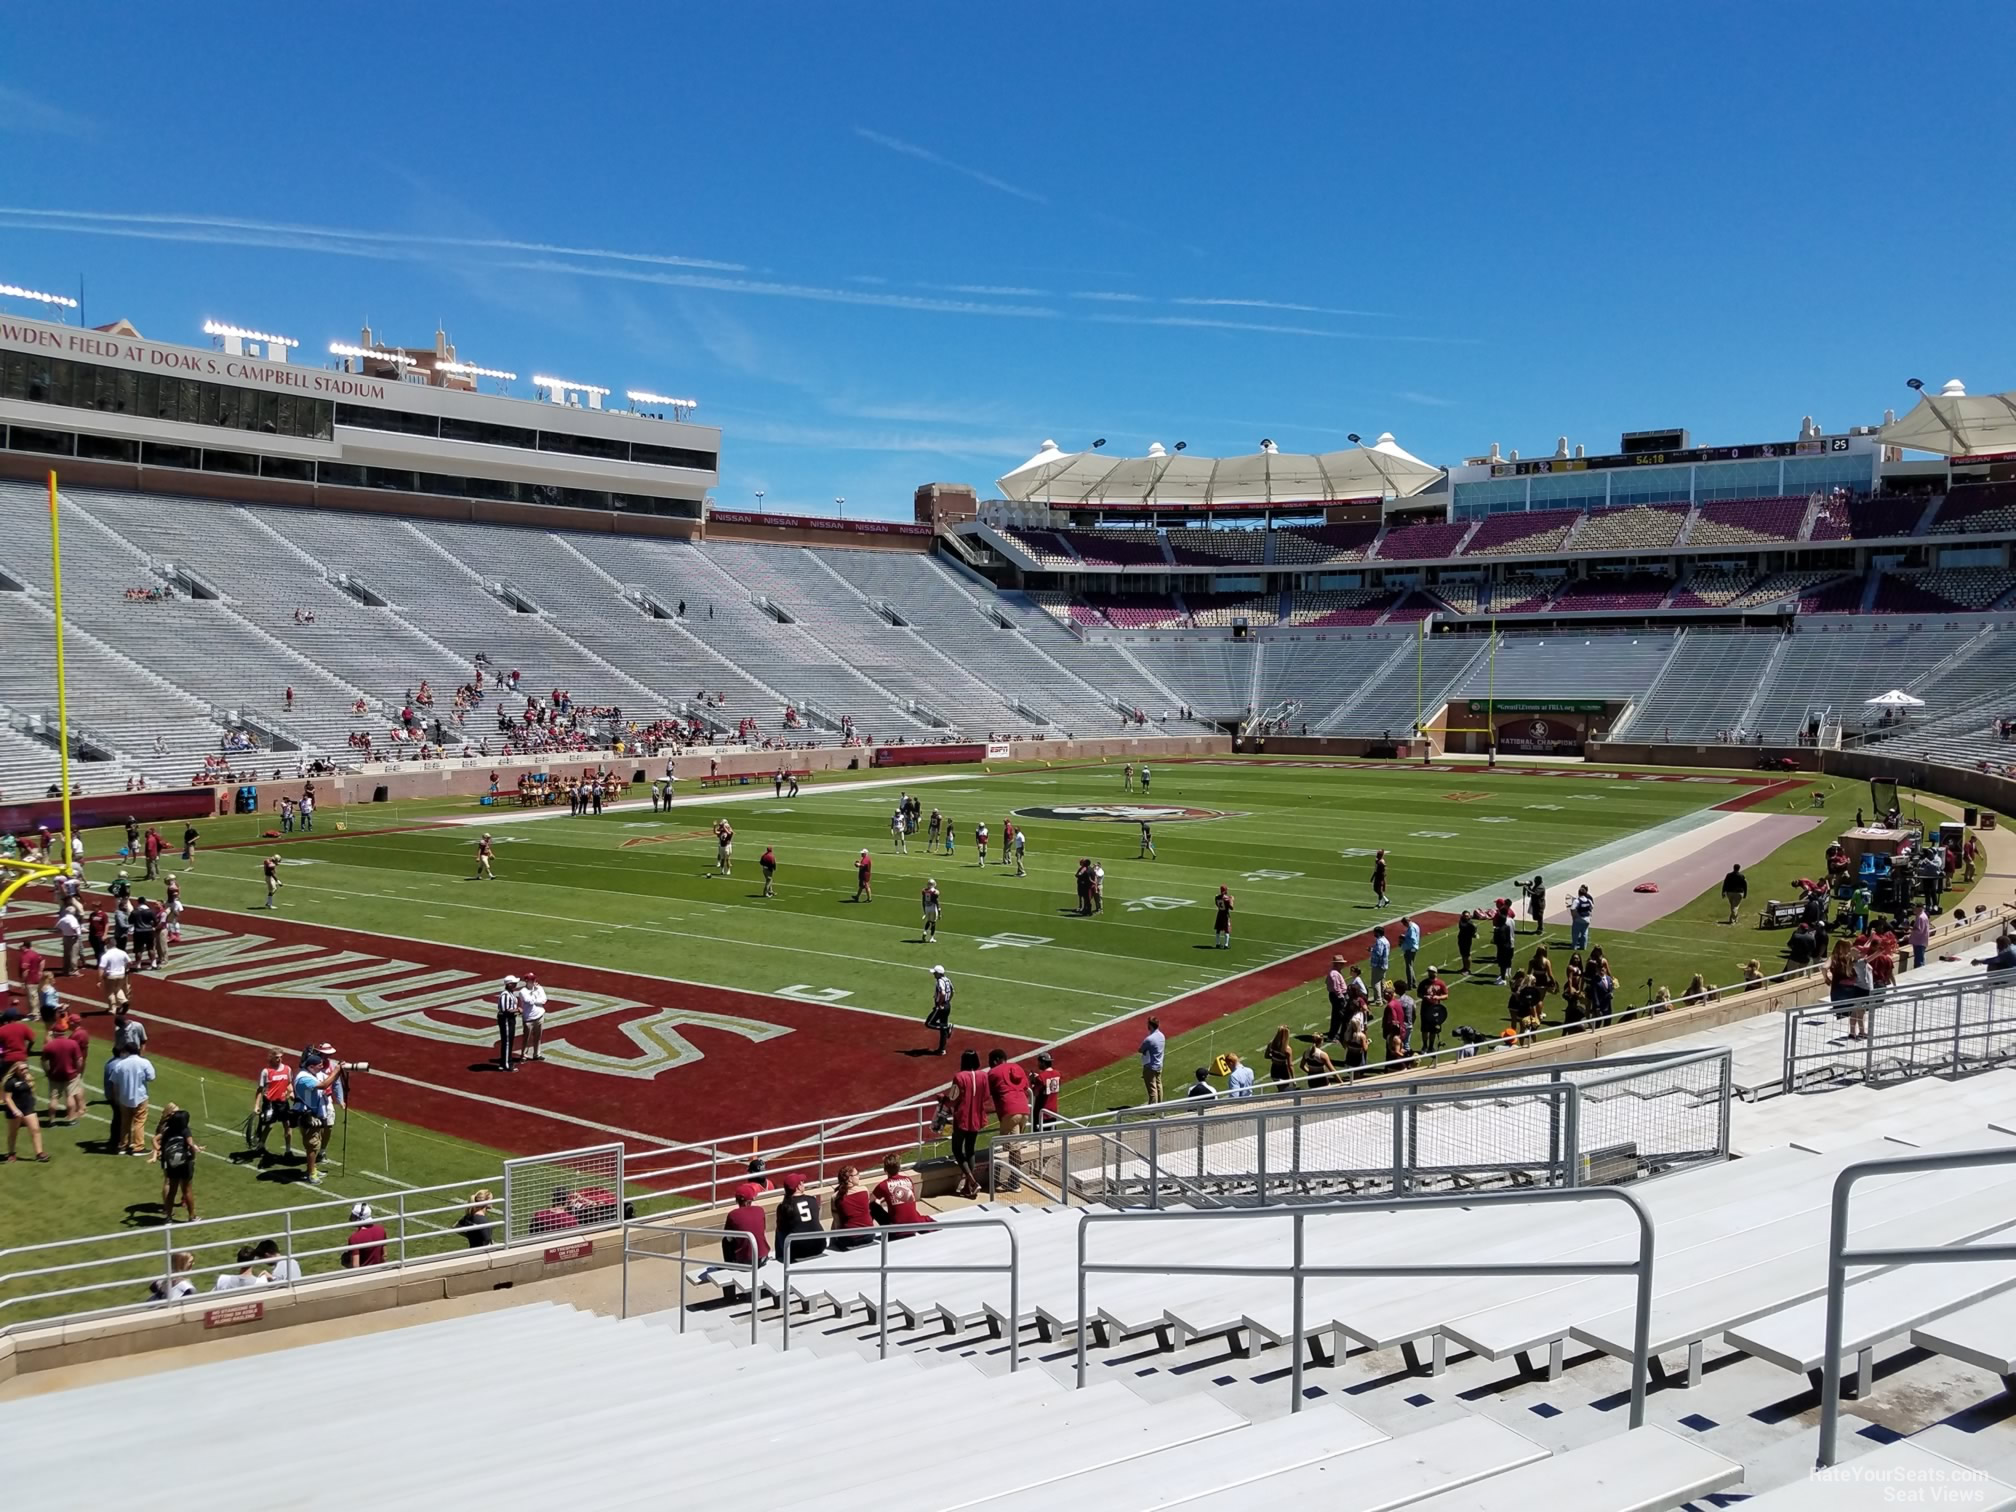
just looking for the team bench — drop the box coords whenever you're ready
[698,768,812,790]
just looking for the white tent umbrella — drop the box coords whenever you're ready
[1865,689,1926,709]
[1877,380,2016,457]
[997,435,1441,506]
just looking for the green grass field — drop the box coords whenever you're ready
[2,754,1865,1310]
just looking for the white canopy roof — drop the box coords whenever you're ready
[998,434,1442,507]
[1865,689,1926,709]
[1877,380,2016,457]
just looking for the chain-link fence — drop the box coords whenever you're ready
[997,1047,1732,1206]
[502,1143,625,1243]
[1781,968,2016,1094]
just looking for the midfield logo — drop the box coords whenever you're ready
[1011,804,1238,824]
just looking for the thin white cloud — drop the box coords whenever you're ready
[1071,291,1150,303]
[0,207,746,270]
[1395,390,1459,408]
[721,416,1033,459]
[1095,313,1478,345]
[0,86,93,137]
[853,127,1049,206]
[927,283,1049,297]
[490,258,1064,320]
[1173,295,1396,319]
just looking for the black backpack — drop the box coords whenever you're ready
[162,1132,192,1172]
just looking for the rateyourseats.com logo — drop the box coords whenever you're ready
[1012,804,1239,824]
[1812,1461,1993,1503]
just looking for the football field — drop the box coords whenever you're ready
[1,755,1845,1275]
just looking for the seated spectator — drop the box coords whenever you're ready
[721,1182,770,1268]
[772,1171,825,1263]
[870,1155,931,1235]
[148,1250,198,1302]
[211,1245,269,1291]
[829,1164,874,1250]
[455,1189,496,1248]
[341,1202,388,1268]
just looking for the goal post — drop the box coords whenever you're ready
[1415,618,1497,748]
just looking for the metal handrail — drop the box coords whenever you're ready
[997,1046,1732,1206]
[1075,1187,1657,1423]
[616,1216,762,1343]
[1818,1148,2016,1467]
[779,1217,1020,1370]
[1780,964,2016,1095]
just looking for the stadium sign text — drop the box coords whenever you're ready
[1011,804,1238,823]
[1465,700,1606,714]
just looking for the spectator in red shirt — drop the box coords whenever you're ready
[341,1203,388,1268]
[944,1051,991,1198]
[830,1165,874,1251]
[721,1182,770,1269]
[986,1048,1030,1136]
[16,943,44,992]
[871,1155,932,1234]
[40,1027,84,1124]
[853,850,873,903]
[142,826,164,880]
[0,1009,33,1071]
[1031,1052,1062,1129]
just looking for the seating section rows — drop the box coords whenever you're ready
[1687,495,1811,545]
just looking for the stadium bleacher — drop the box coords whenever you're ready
[1186,592,1280,628]
[1059,528,1167,568]
[1090,592,1189,629]
[1269,522,1380,565]
[1487,575,1557,614]
[1870,568,2016,615]
[1548,573,1673,612]
[1166,526,1268,566]
[1929,480,2016,536]
[1808,492,1930,541]
[1688,495,1811,545]
[1285,589,1401,627]
[1372,519,1471,561]
[1573,503,1689,553]
[1460,508,1580,557]
[1000,527,1081,569]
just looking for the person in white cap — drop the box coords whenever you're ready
[921,878,942,942]
[342,1202,388,1268]
[924,965,955,1056]
[495,975,522,1072]
[519,972,548,1062]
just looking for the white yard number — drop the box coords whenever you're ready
[1476,816,1515,824]
[777,985,854,1004]
[1123,896,1193,912]
[1409,830,1459,840]
[1564,794,1604,801]
[1338,847,1381,859]
[976,932,1052,951]
[1241,869,1304,882]
[1525,804,1563,811]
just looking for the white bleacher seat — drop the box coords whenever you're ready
[1383,1426,1740,1512]
[1725,1249,2016,1392]
[1912,1286,2016,1381]
[1166,1417,1551,1511]
[971,1403,1387,1510]
[1723,1442,2015,1511]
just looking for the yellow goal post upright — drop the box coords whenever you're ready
[0,471,74,935]
[1414,616,1499,757]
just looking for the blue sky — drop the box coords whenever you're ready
[4,3,2012,519]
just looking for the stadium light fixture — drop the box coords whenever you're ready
[533,375,610,396]
[1348,433,1362,444]
[329,341,423,366]
[1174,441,1187,452]
[0,282,80,310]
[1092,438,1107,449]
[439,360,518,381]
[835,495,846,520]
[1906,378,1925,393]
[203,320,298,349]
[754,489,766,514]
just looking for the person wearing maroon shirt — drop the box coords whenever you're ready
[986,1048,1030,1136]
[85,905,109,966]
[16,942,45,994]
[0,1011,33,1072]
[1031,1052,1062,1130]
[341,1203,388,1267]
[40,1028,84,1124]
[871,1155,933,1232]
[944,1049,992,1199]
[142,826,164,881]
[721,1182,771,1270]
[830,1165,874,1251]
[852,850,873,903]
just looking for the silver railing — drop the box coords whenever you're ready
[996,1047,1732,1206]
[1780,966,2016,1094]
[779,1217,1020,1369]
[616,1216,762,1342]
[1076,1188,1657,1421]
[1818,1148,2016,1467]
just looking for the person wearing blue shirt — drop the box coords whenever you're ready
[1368,927,1392,996]
[101,1044,156,1156]
[1225,1053,1256,1097]
[291,1061,338,1186]
[1399,917,1422,988]
[1139,1016,1166,1105]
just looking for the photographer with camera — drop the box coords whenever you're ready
[291,1048,341,1187]
[1516,876,1547,936]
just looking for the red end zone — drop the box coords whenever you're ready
[13,901,1035,1157]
